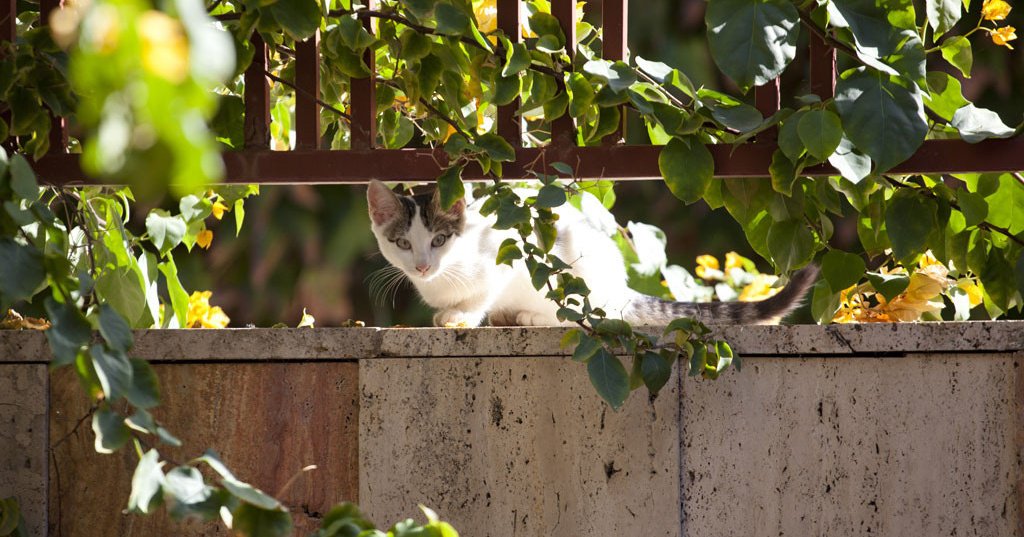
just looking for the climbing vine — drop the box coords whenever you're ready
[2,0,1024,534]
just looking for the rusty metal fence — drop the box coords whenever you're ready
[5,0,1024,185]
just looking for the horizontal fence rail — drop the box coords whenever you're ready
[5,0,1024,185]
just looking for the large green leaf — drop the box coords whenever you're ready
[145,210,187,253]
[9,154,39,201]
[828,0,916,71]
[96,266,148,326]
[797,110,843,161]
[867,271,910,301]
[232,503,293,537]
[705,0,799,90]
[983,174,1024,235]
[827,137,872,184]
[1015,251,1024,301]
[924,72,969,121]
[834,68,927,172]
[939,36,972,78]
[44,298,93,366]
[659,137,713,204]
[766,219,816,273]
[126,359,161,409]
[158,259,190,328]
[265,0,321,41]
[927,0,962,37]
[821,250,866,291]
[98,304,134,353]
[587,348,630,410]
[91,344,133,402]
[884,189,937,261]
[92,406,130,454]
[0,239,44,303]
[640,351,672,395]
[436,165,465,210]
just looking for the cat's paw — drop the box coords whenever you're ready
[433,309,484,327]
[493,311,556,326]
[487,310,515,326]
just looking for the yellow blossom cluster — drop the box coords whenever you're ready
[185,291,230,328]
[832,253,981,323]
[693,252,780,302]
[982,0,1016,49]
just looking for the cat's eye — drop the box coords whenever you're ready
[395,238,412,250]
[431,234,448,248]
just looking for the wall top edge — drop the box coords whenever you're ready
[0,322,1021,363]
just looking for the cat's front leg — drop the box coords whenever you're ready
[433,309,487,327]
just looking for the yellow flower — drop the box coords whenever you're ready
[957,279,983,307]
[137,11,189,83]
[982,0,1012,21]
[738,275,780,302]
[186,291,231,328]
[695,254,720,279]
[992,26,1017,48]
[196,229,213,249]
[211,200,228,220]
[474,0,497,34]
[724,251,743,271]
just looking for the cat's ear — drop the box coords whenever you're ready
[431,188,466,217]
[367,180,402,226]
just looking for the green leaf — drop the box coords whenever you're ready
[939,36,972,78]
[567,73,595,119]
[126,359,161,409]
[232,503,293,537]
[146,211,187,253]
[338,16,375,51]
[705,0,800,90]
[766,220,815,273]
[640,351,672,394]
[128,449,165,514]
[834,68,927,172]
[199,450,282,510]
[705,102,763,132]
[713,341,734,372]
[810,280,841,324]
[777,110,807,161]
[688,343,707,377]
[158,259,190,328]
[1016,251,1024,301]
[827,137,872,185]
[475,133,515,162]
[867,271,910,301]
[528,12,565,48]
[265,0,321,41]
[951,104,1016,143]
[435,3,472,35]
[495,238,522,266]
[535,185,567,208]
[98,304,134,353]
[957,191,988,228]
[436,165,465,210]
[927,0,962,37]
[0,239,44,303]
[797,110,843,161]
[885,189,937,261]
[769,150,798,196]
[502,42,531,77]
[91,344,133,402]
[587,348,630,410]
[163,466,222,520]
[659,137,713,204]
[594,318,633,337]
[572,334,603,362]
[980,249,1015,311]
[924,72,969,121]
[821,250,866,291]
[9,154,39,200]
[983,174,1024,235]
[44,298,92,366]
[92,406,130,454]
[96,266,148,327]
[0,496,22,536]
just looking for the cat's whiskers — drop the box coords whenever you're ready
[367,266,408,308]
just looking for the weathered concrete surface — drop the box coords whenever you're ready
[49,362,359,536]
[2,322,1023,363]
[360,357,680,537]
[0,365,47,537]
[681,353,1022,537]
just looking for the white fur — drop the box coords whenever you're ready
[368,183,637,327]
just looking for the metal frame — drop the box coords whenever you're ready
[6,0,1024,185]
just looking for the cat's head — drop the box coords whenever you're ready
[366,180,466,281]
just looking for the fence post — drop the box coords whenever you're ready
[350,1,377,150]
[295,31,321,150]
[244,33,271,149]
[496,0,522,147]
[550,0,576,145]
[602,0,627,143]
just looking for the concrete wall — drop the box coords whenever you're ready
[0,323,1022,537]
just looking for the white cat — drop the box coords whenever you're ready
[366,180,818,327]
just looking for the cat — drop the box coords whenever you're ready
[366,180,819,327]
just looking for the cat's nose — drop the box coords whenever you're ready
[415,263,431,274]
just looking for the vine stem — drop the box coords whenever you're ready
[883,176,1024,248]
[261,69,353,122]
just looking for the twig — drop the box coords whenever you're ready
[262,69,352,122]
[51,404,98,450]
[206,0,223,13]
[798,11,862,66]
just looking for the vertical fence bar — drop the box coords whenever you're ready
[40,0,67,153]
[349,3,376,150]
[295,31,321,150]
[550,0,576,145]
[1,0,14,147]
[496,0,521,147]
[244,33,271,149]
[754,79,780,142]
[810,35,836,99]
[602,0,627,143]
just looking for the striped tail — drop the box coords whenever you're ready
[622,265,820,325]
